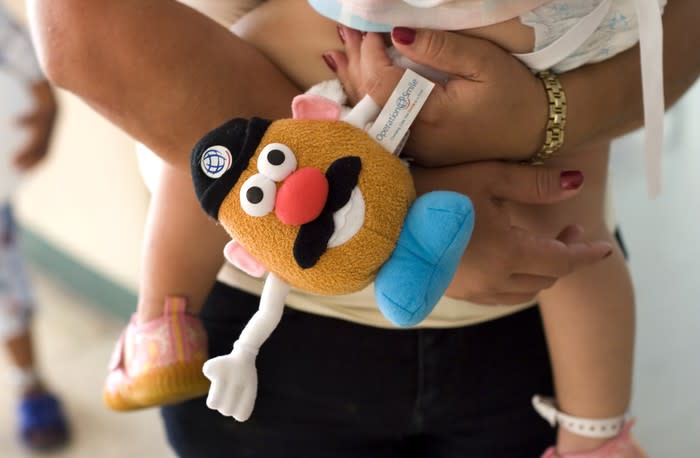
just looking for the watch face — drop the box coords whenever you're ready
[0,69,33,203]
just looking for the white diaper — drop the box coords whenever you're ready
[521,0,667,73]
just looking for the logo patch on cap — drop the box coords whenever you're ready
[201,146,233,179]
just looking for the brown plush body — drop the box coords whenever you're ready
[217,119,415,294]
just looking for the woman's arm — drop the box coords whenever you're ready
[27,0,300,168]
[27,0,612,304]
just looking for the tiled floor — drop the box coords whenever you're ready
[1,88,699,457]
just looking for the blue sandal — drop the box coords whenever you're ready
[18,393,70,451]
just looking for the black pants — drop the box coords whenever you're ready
[161,283,555,458]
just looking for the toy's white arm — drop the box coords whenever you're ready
[343,95,380,129]
[202,272,291,421]
[238,272,291,350]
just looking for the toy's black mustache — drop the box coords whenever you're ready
[293,156,362,269]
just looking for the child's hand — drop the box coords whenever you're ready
[13,81,57,171]
[324,26,547,166]
[325,27,405,109]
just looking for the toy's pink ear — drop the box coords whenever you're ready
[224,240,266,278]
[292,94,341,120]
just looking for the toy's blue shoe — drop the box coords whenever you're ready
[375,191,475,327]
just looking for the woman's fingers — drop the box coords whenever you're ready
[511,227,613,278]
[467,293,538,306]
[556,224,585,244]
[453,274,555,305]
[506,274,558,294]
[390,27,497,79]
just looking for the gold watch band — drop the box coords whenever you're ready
[529,70,567,165]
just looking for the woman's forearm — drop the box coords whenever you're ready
[561,0,700,152]
[28,0,300,168]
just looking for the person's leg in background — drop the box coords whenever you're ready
[0,204,70,451]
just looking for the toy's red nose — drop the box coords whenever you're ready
[275,167,329,225]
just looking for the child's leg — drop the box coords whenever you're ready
[537,225,635,454]
[137,161,230,324]
[505,141,638,454]
[103,161,230,410]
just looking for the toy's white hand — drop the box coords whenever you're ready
[202,342,258,422]
[202,273,290,421]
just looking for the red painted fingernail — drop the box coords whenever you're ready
[322,53,337,72]
[337,25,345,44]
[392,27,416,45]
[560,171,584,190]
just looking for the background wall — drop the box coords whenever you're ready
[7,0,148,298]
[15,92,147,291]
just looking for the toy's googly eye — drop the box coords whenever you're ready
[201,146,233,179]
[240,173,276,217]
[257,143,297,182]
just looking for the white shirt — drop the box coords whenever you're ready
[0,3,43,83]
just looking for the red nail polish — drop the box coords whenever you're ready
[560,171,584,190]
[392,27,416,45]
[322,53,337,72]
[337,25,346,44]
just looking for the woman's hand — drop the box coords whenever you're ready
[325,26,547,166]
[412,162,613,305]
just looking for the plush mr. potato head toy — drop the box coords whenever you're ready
[191,91,475,421]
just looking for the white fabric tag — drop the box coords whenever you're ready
[368,69,435,155]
